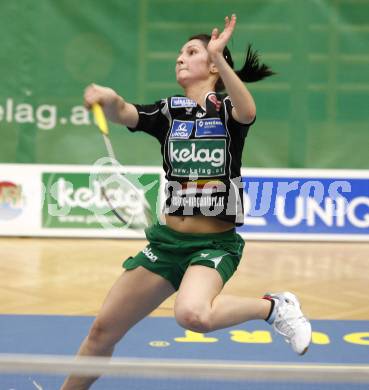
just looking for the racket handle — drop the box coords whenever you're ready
[92,103,109,135]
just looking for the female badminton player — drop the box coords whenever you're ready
[61,14,311,389]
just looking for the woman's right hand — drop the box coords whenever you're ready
[84,83,119,107]
[84,83,123,123]
[84,83,139,127]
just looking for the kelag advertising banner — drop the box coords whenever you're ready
[42,171,161,230]
[0,164,163,238]
[0,164,368,240]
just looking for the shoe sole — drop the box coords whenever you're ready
[298,332,312,355]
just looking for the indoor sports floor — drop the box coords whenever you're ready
[1,237,369,389]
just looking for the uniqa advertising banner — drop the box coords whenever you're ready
[239,169,369,241]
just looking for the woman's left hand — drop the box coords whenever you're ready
[207,14,236,60]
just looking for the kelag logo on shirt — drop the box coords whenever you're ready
[169,120,194,139]
[195,118,226,137]
[169,139,226,177]
[170,97,197,108]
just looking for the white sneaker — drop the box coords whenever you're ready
[265,292,312,355]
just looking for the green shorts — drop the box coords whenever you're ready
[123,223,245,290]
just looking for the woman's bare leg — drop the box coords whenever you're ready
[174,265,270,333]
[174,265,311,355]
[60,266,175,390]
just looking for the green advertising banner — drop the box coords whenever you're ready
[42,171,161,229]
[1,0,368,169]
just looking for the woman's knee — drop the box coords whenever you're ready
[87,318,124,349]
[174,303,212,333]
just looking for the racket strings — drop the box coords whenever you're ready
[91,103,154,229]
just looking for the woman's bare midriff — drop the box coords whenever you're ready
[164,214,235,234]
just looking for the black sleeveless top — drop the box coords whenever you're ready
[128,92,255,226]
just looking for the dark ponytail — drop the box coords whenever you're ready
[188,34,275,92]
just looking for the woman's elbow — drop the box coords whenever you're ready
[234,106,256,124]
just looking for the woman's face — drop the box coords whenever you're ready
[176,39,213,87]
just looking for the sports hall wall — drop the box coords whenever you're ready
[1,0,368,168]
[0,0,368,240]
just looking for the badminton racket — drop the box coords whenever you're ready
[91,103,152,228]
